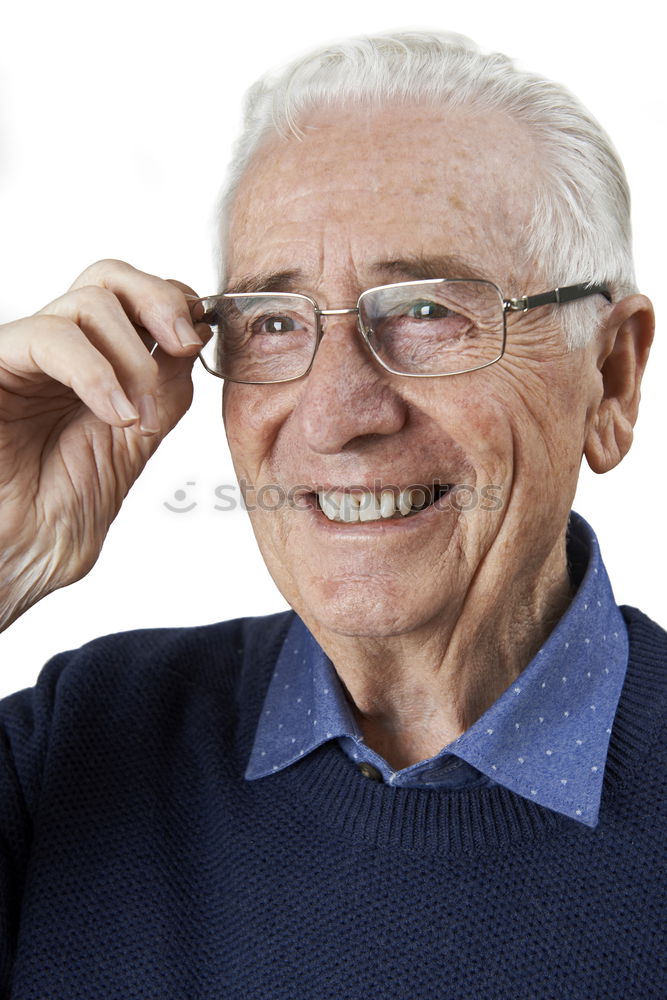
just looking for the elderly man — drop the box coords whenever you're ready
[0,30,663,999]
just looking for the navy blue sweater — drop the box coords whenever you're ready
[1,606,666,999]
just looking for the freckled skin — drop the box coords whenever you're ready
[221,103,652,767]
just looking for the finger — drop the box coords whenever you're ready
[166,277,199,297]
[54,283,201,430]
[37,285,170,434]
[167,278,209,326]
[70,259,203,357]
[0,314,144,429]
[64,283,200,431]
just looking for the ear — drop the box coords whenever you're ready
[584,294,654,474]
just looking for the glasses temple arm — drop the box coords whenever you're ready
[505,283,612,313]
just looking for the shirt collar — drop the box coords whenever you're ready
[450,511,628,826]
[246,512,628,828]
[246,619,358,777]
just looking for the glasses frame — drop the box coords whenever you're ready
[193,279,612,384]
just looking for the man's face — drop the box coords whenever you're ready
[222,104,605,644]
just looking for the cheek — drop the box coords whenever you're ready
[437,359,585,494]
[419,380,513,480]
[223,384,294,475]
[484,363,593,496]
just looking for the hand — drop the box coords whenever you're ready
[0,259,207,630]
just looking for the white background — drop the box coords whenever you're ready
[0,0,664,696]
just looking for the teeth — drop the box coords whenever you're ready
[319,492,338,521]
[341,493,360,522]
[398,489,413,517]
[317,487,436,523]
[380,490,395,519]
[359,494,381,522]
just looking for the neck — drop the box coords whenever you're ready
[302,538,574,771]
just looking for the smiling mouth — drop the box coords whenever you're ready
[315,484,453,523]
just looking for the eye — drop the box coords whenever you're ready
[251,313,299,335]
[406,300,454,320]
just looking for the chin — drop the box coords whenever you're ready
[293,576,446,641]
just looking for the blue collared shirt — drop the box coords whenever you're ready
[246,512,628,828]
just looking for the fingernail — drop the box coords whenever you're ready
[174,316,202,348]
[111,390,139,423]
[138,393,160,434]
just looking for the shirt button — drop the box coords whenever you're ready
[358,762,383,782]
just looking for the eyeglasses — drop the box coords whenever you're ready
[192,279,611,384]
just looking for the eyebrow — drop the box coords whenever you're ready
[225,270,305,295]
[225,254,489,296]
[368,254,488,283]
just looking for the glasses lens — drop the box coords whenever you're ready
[358,279,505,376]
[199,293,318,383]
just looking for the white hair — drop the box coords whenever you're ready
[216,31,636,348]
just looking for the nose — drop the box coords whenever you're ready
[294,313,408,455]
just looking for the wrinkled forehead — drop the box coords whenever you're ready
[225,102,543,293]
